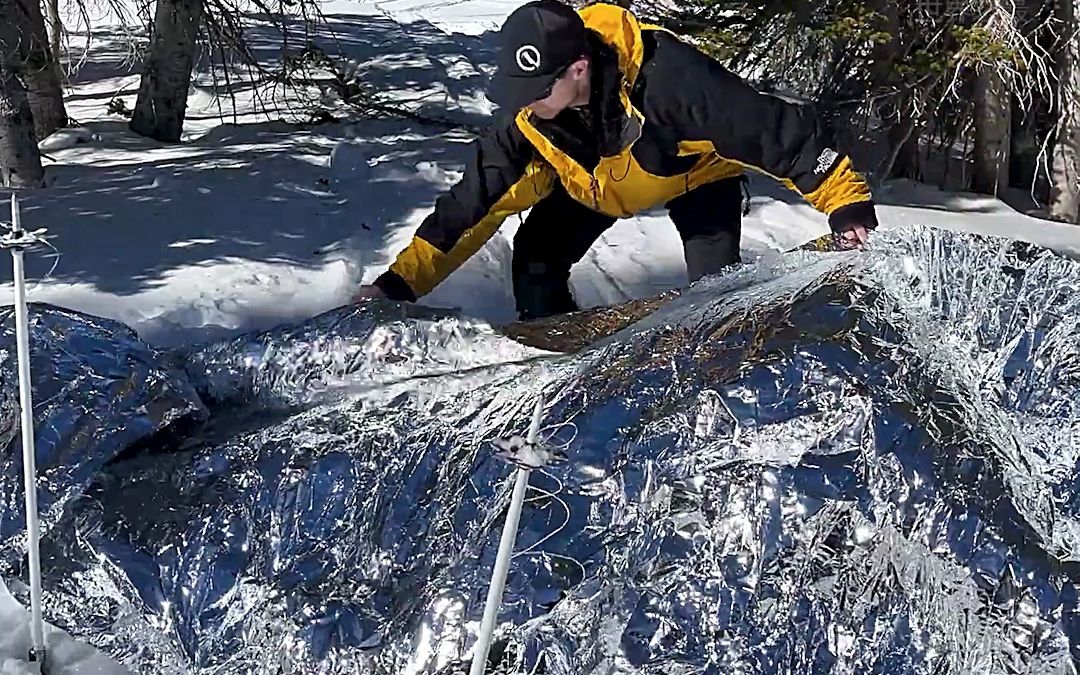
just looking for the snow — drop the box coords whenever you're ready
[0,0,1078,668]
[0,579,130,674]
[2,0,1076,349]
[360,0,519,34]
[38,127,99,153]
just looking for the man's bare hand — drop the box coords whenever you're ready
[838,225,870,250]
[351,285,386,303]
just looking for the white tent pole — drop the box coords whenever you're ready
[469,396,544,675]
[5,194,47,667]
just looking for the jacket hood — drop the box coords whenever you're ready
[578,4,647,89]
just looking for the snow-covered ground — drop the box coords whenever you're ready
[0,578,130,674]
[1,0,1080,669]
[3,0,1077,349]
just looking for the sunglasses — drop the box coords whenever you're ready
[534,60,577,103]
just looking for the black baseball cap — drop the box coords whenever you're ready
[489,0,589,112]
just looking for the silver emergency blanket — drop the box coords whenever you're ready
[0,306,206,570]
[2,223,1080,674]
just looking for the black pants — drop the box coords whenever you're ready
[512,175,744,319]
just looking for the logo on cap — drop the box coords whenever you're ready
[515,45,541,72]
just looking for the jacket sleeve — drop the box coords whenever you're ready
[373,121,556,301]
[640,31,877,233]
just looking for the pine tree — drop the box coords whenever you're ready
[1050,0,1079,222]
[17,0,67,139]
[129,0,204,142]
[0,0,45,188]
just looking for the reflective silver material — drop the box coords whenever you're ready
[0,304,206,570]
[3,224,1080,674]
[180,302,553,410]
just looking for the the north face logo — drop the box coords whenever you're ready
[815,148,839,175]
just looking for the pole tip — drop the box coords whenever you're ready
[10,193,20,231]
[28,646,45,661]
[26,647,46,674]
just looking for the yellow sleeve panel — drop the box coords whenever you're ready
[802,156,872,214]
[676,140,870,215]
[389,161,556,297]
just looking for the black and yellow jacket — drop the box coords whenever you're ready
[374,3,877,302]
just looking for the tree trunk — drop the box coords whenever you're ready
[868,2,925,182]
[0,0,44,188]
[878,86,936,182]
[892,121,923,180]
[972,68,1012,196]
[1050,0,1079,223]
[130,0,203,142]
[16,0,66,139]
[45,0,60,68]
[1009,93,1037,191]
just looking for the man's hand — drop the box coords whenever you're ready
[351,285,386,303]
[827,201,878,251]
[838,224,870,250]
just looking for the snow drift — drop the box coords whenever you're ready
[1,224,1079,674]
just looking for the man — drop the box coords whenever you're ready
[355,0,878,319]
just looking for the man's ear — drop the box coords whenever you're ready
[569,57,590,81]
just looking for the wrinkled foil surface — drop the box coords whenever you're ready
[0,306,206,569]
[2,224,1080,674]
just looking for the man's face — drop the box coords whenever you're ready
[526,59,589,120]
